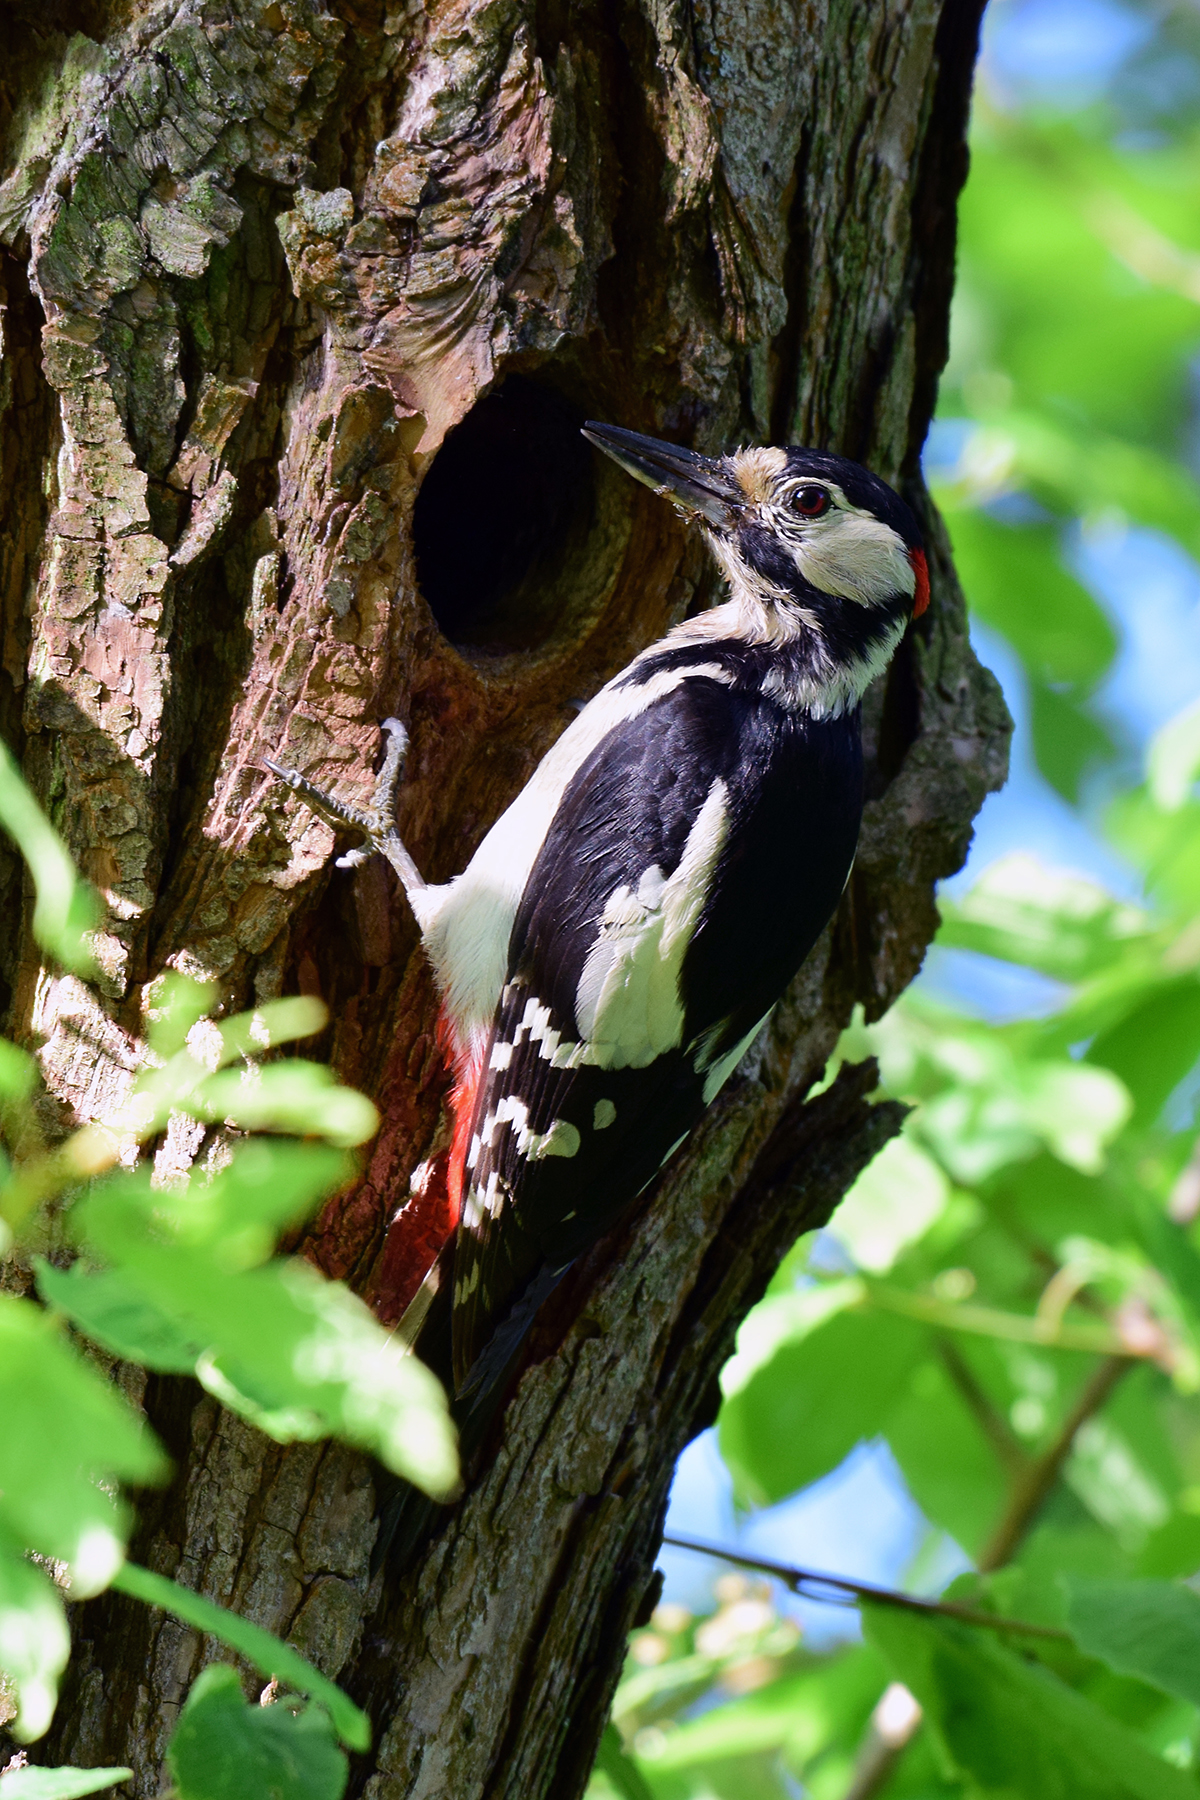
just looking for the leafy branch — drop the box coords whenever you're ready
[0,747,457,1786]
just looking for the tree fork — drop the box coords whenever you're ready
[0,0,1007,1792]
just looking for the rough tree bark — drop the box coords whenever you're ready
[0,0,1008,1793]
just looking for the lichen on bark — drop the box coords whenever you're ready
[0,1,1007,1793]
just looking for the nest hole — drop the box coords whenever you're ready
[413,376,596,654]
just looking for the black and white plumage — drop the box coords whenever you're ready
[267,424,928,1429]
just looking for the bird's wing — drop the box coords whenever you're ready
[449,662,864,1394]
[448,670,740,1391]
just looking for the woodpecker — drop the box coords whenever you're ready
[267,422,927,1457]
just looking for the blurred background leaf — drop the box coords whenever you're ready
[165,1665,347,1800]
[0,740,98,976]
[0,1770,132,1799]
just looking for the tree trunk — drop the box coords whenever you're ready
[0,0,1008,1793]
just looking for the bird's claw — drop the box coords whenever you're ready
[262,719,426,899]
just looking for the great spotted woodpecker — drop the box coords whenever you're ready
[267,424,927,1431]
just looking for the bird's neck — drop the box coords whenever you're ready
[666,589,908,721]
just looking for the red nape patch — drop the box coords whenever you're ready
[909,547,930,618]
[373,1011,483,1324]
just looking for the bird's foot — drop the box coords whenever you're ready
[264,718,426,897]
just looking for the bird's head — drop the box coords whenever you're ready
[582,422,929,659]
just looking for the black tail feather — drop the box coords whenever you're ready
[370,1252,572,1575]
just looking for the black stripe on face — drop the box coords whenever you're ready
[779,450,923,552]
[731,516,912,664]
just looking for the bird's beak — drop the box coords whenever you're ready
[582,422,743,529]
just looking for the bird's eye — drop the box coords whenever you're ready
[791,485,831,518]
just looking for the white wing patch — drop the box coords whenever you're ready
[574,778,730,1070]
[472,1093,582,1166]
[593,1098,617,1130]
[788,505,914,610]
[525,1117,581,1159]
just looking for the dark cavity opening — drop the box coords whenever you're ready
[413,376,594,653]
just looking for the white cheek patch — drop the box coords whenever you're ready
[788,509,914,609]
[574,778,730,1070]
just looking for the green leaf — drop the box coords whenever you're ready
[139,990,331,1074]
[864,1603,1199,1799]
[126,1012,374,1149]
[0,1770,132,1798]
[883,1357,1008,1558]
[1029,681,1117,804]
[0,1535,71,1742]
[0,739,98,975]
[1107,788,1200,911]
[1065,1415,1171,1546]
[1147,696,1200,812]
[133,1140,352,1269]
[0,1296,166,1589]
[950,126,1200,479]
[35,1262,205,1373]
[826,1136,950,1275]
[75,1171,458,1499]
[631,1650,887,1777]
[944,508,1117,689]
[0,1041,38,1106]
[141,973,218,1058]
[113,1566,368,1752]
[1086,980,1200,1126]
[166,1665,347,1800]
[190,1064,377,1148]
[213,997,333,1066]
[718,1305,926,1506]
[938,855,1152,982]
[990,1522,1131,1633]
[919,1048,1130,1181]
[720,1278,865,1395]
[0,1771,131,1798]
[1134,1512,1200,1580]
[593,1725,653,1800]
[1066,1578,1200,1710]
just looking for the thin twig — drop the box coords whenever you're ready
[865,1282,1144,1357]
[832,1342,1130,1795]
[661,1535,1068,1640]
[937,1337,1029,1476]
[842,1684,924,1800]
[977,1353,1128,1572]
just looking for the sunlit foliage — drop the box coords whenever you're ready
[0,750,456,1792]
